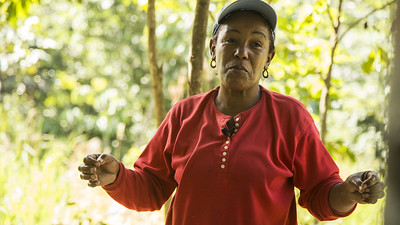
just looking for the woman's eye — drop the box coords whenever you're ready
[253,42,262,48]
[225,39,236,43]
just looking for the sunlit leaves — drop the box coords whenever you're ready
[1,0,37,26]
[91,77,108,92]
[58,72,79,90]
[377,45,389,66]
[362,50,376,73]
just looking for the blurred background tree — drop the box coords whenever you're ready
[0,0,395,224]
[385,0,400,224]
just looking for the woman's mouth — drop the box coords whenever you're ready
[228,65,248,73]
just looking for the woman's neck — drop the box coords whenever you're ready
[215,85,261,117]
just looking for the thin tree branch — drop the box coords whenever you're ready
[336,0,344,33]
[326,1,336,31]
[338,0,396,43]
[320,0,343,142]
[208,10,215,23]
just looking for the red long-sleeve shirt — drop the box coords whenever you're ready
[103,85,353,224]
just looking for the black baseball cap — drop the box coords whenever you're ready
[212,0,277,40]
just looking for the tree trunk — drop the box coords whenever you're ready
[147,0,165,125]
[188,0,210,96]
[147,0,170,216]
[385,1,400,224]
[147,0,171,215]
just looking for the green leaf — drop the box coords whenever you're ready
[361,50,375,73]
[377,45,389,64]
[6,1,16,25]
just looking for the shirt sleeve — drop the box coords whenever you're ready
[102,106,179,211]
[293,122,356,221]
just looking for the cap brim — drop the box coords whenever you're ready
[217,0,277,32]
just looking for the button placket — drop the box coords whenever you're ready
[220,137,230,169]
[233,116,240,134]
[219,115,242,170]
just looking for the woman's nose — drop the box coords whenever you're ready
[234,44,249,59]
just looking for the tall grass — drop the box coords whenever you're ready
[1,93,73,224]
[0,93,164,225]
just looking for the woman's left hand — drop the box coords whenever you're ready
[329,171,385,213]
[343,171,385,204]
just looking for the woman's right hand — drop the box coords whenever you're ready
[78,154,120,187]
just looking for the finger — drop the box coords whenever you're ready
[362,197,378,204]
[83,154,101,167]
[349,178,364,193]
[97,154,114,165]
[78,164,96,173]
[362,195,384,204]
[365,181,385,193]
[361,171,380,187]
[361,191,384,199]
[80,173,98,181]
[350,191,367,204]
[88,180,101,188]
[360,190,385,204]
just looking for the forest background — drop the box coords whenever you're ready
[0,0,397,224]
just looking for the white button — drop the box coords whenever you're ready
[224,146,228,150]
[235,118,240,121]
[225,141,229,144]
[234,129,238,132]
[222,158,227,162]
[221,165,225,169]
[222,152,227,156]
[235,123,239,127]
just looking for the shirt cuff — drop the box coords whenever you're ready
[330,203,357,217]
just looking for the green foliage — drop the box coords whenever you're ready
[0,0,393,224]
[262,0,391,162]
[362,50,376,73]
[0,0,37,26]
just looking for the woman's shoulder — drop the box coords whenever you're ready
[169,87,217,114]
[260,86,316,128]
[261,86,309,112]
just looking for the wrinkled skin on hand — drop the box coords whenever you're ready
[78,154,120,187]
[343,171,385,204]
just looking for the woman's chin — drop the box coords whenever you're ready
[221,80,247,92]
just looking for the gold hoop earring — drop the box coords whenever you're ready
[210,59,216,68]
[262,69,269,79]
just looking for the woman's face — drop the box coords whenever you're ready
[210,11,275,92]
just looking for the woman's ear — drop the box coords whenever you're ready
[209,38,216,59]
[264,50,276,69]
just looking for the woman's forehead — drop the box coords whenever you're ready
[218,11,270,38]
[221,11,271,31]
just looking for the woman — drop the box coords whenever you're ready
[78,0,385,224]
